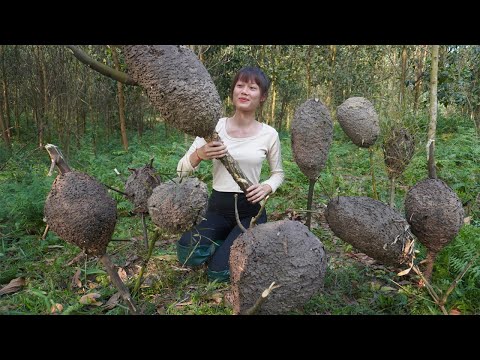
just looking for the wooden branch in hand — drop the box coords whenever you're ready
[208,132,253,194]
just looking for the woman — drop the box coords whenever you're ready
[176,66,284,282]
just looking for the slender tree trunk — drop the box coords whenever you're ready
[270,84,276,127]
[427,45,439,179]
[0,96,11,148]
[0,45,12,140]
[286,106,292,130]
[111,47,128,151]
[326,45,337,108]
[400,46,407,115]
[14,83,20,137]
[413,46,425,115]
[306,45,314,98]
[33,46,46,147]
[40,47,48,120]
[276,98,287,131]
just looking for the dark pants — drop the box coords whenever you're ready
[176,189,267,282]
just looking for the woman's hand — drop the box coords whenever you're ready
[197,141,227,160]
[246,184,272,204]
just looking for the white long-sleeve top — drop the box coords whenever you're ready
[177,117,284,193]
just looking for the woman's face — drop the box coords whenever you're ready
[232,79,265,112]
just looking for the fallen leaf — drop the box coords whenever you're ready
[175,300,193,307]
[79,293,102,306]
[449,308,461,315]
[88,282,99,289]
[103,292,121,310]
[380,286,396,293]
[208,292,223,304]
[0,277,25,296]
[397,266,413,276]
[72,268,82,288]
[50,303,63,314]
[464,217,471,225]
[117,267,127,282]
[154,254,177,262]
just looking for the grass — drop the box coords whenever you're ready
[0,118,479,315]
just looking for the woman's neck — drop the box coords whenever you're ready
[226,111,262,138]
[230,111,256,128]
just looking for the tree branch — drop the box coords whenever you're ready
[66,45,138,86]
[244,281,281,315]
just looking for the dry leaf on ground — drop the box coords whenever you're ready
[79,293,102,306]
[104,292,121,310]
[72,268,82,288]
[0,277,25,296]
[50,303,64,314]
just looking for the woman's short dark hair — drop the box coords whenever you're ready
[230,67,270,99]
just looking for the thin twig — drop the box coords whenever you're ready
[234,194,247,233]
[41,224,49,240]
[133,230,161,295]
[439,253,480,306]
[244,282,281,315]
[141,212,149,248]
[388,278,437,305]
[104,184,129,197]
[65,251,86,267]
[250,195,269,228]
[412,265,448,315]
[369,148,378,200]
[305,179,316,229]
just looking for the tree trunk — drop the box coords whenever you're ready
[400,46,407,115]
[326,45,337,108]
[414,46,427,115]
[111,47,128,151]
[427,45,439,179]
[306,45,314,98]
[0,45,12,141]
[14,83,20,137]
[276,97,287,131]
[0,96,11,148]
[270,84,276,127]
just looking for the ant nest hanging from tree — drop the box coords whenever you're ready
[147,177,208,233]
[336,97,380,148]
[405,178,464,254]
[291,98,333,180]
[122,45,222,139]
[325,196,415,267]
[383,127,415,178]
[124,161,161,214]
[44,171,117,257]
